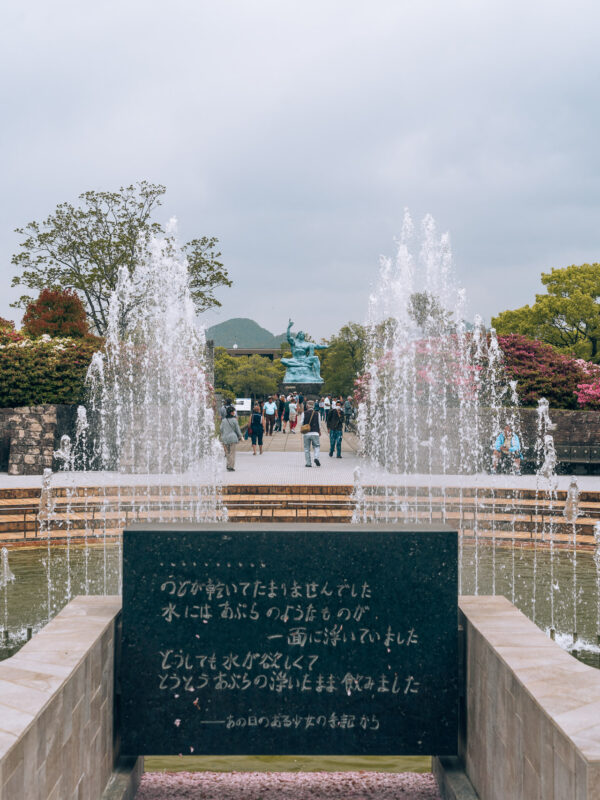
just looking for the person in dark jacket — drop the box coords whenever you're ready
[326,402,344,458]
[276,394,286,432]
[249,403,264,455]
[302,399,321,467]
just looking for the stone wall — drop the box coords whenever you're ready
[0,404,75,475]
[520,408,600,446]
[373,406,600,472]
[0,596,142,800]
[435,596,600,800]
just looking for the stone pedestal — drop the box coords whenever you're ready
[282,382,324,400]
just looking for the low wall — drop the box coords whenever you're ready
[0,404,75,475]
[0,596,142,800]
[435,596,600,799]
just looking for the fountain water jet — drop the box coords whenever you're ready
[0,225,225,650]
[353,211,598,658]
[1,548,15,642]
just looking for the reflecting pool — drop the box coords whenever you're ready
[2,542,599,669]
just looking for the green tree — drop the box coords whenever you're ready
[321,322,366,397]
[11,181,231,335]
[408,291,454,334]
[492,263,600,361]
[213,348,284,398]
[213,347,239,394]
[229,355,284,398]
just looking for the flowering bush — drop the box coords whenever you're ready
[575,382,600,407]
[0,318,25,346]
[0,335,102,407]
[356,332,600,410]
[572,361,600,408]
[497,334,589,409]
[573,359,600,378]
[355,334,486,408]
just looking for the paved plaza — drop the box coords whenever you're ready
[0,421,597,492]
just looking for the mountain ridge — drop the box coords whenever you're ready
[206,317,287,348]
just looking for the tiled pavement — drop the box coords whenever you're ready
[226,427,361,485]
[236,425,359,454]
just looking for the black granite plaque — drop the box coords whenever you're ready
[120,523,458,756]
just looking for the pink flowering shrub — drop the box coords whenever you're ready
[497,334,590,409]
[356,332,600,409]
[575,382,600,407]
[0,317,24,345]
[354,334,482,407]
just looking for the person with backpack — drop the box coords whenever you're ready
[302,399,321,467]
[249,403,264,455]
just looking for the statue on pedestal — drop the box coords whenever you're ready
[281,319,328,384]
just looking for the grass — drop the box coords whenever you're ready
[143,755,432,773]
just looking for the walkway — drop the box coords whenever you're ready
[225,428,361,485]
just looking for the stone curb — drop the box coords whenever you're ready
[101,757,144,800]
[432,756,479,800]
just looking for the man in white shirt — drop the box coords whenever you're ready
[263,396,277,436]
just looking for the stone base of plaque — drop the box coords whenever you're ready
[432,755,479,800]
[282,382,324,400]
[102,756,144,800]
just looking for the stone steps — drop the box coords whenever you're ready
[0,483,598,550]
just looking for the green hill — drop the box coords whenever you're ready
[206,318,287,348]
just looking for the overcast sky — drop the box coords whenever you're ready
[2,1,599,340]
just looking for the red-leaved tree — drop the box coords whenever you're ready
[22,289,89,338]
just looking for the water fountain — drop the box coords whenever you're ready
[1,547,15,645]
[353,211,600,662]
[1,225,223,655]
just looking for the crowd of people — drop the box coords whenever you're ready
[221,396,524,474]
[219,394,356,470]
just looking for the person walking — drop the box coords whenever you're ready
[249,403,264,455]
[263,395,277,436]
[283,395,291,433]
[220,406,242,471]
[288,398,297,433]
[276,394,286,432]
[327,401,344,458]
[297,395,305,429]
[323,395,331,420]
[302,399,321,467]
[344,396,353,431]
[318,397,325,420]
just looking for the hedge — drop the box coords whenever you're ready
[0,335,102,407]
